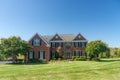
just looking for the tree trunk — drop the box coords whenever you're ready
[12,55,17,63]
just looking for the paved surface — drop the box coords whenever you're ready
[0,61,13,64]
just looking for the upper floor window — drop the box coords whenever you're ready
[65,43,71,50]
[82,42,85,48]
[74,42,79,48]
[33,39,41,46]
[78,35,81,38]
[58,42,63,47]
[81,51,85,56]
[51,42,56,48]
[39,51,45,59]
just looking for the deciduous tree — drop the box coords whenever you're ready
[86,40,110,60]
[0,36,31,63]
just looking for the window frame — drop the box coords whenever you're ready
[29,51,34,59]
[33,39,41,46]
[74,42,79,48]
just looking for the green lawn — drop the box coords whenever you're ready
[0,58,120,80]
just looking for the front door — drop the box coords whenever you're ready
[66,52,71,59]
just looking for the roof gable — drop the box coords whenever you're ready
[50,34,63,41]
[73,33,86,41]
[29,33,49,46]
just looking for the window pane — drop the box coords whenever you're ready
[82,51,85,56]
[40,51,44,59]
[59,42,62,47]
[52,42,55,48]
[29,51,33,59]
[74,42,78,48]
[33,39,40,46]
[82,42,85,48]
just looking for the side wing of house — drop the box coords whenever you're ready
[25,33,50,62]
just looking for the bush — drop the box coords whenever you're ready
[17,59,23,63]
[28,58,46,63]
[91,58,100,61]
[73,56,86,61]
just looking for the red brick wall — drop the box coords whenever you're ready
[50,42,86,59]
[25,34,50,62]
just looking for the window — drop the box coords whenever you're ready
[78,35,81,38]
[82,42,85,48]
[51,42,56,48]
[51,51,56,59]
[76,51,80,56]
[33,39,41,46]
[82,51,85,56]
[39,51,45,59]
[59,42,63,47]
[29,51,34,59]
[55,36,58,39]
[74,51,80,57]
[74,42,79,48]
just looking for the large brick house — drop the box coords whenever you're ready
[25,33,88,62]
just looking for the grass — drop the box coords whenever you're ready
[0,58,120,80]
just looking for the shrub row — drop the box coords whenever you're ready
[73,56,86,61]
[28,59,47,63]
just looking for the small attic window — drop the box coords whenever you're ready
[55,36,58,39]
[78,35,81,38]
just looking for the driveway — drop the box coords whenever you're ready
[0,61,13,64]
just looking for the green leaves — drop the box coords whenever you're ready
[0,36,31,62]
[86,40,110,60]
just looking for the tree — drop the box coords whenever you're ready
[0,36,31,63]
[113,48,120,57]
[0,44,6,61]
[56,46,64,59]
[86,40,110,60]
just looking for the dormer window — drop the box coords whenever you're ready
[33,39,41,46]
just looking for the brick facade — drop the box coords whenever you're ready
[25,33,88,62]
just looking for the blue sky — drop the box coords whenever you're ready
[0,0,120,47]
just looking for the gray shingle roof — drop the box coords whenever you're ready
[59,34,76,42]
[42,35,53,42]
[42,34,87,42]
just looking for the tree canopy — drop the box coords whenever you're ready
[0,36,31,62]
[86,40,110,60]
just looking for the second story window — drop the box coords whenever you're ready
[33,39,41,46]
[74,42,79,48]
[82,42,85,48]
[58,42,63,47]
[51,42,56,48]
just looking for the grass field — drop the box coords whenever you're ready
[0,58,120,80]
